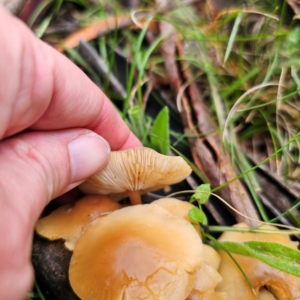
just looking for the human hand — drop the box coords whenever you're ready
[0,7,141,299]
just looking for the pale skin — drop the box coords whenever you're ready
[0,7,141,299]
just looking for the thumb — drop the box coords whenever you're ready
[0,128,110,299]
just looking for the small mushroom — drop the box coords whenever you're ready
[79,147,192,205]
[152,198,201,235]
[69,203,203,300]
[186,245,228,300]
[35,195,121,250]
[215,223,300,300]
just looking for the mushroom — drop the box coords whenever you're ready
[79,147,192,205]
[215,223,300,299]
[152,198,202,235]
[35,195,121,250]
[69,203,203,300]
[186,245,228,300]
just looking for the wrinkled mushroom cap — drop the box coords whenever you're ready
[69,204,203,300]
[79,148,192,200]
[216,223,300,300]
[35,195,121,250]
[152,198,201,235]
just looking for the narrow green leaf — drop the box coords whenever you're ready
[128,106,147,142]
[190,184,211,204]
[35,0,63,38]
[188,207,207,225]
[221,67,259,98]
[151,107,169,155]
[218,241,300,277]
[224,10,243,63]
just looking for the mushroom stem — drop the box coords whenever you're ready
[127,190,142,205]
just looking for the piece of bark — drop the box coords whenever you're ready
[55,14,134,52]
[32,235,78,300]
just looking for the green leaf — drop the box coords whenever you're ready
[218,241,300,277]
[188,207,208,225]
[190,184,211,204]
[151,107,169,155]
[224,10,243,63]
[128,106,147,143]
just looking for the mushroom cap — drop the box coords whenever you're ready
[69,203,203,300]
[152,198,201,235]
[35,195,121,250]
[216,223,300,299]
[79,147,192,200]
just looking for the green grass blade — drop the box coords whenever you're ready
[123,16,153,115]
[224,11,243,63]
[128,105,147,143]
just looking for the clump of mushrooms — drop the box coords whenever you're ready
[36,194,226,299]
[151,198,227,299]
[215,222,300,299]
[79,147,192,205]
[36,194,121,250]
[69,203,204,300]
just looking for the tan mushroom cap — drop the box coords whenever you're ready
[69,204,203,300]
[79,148,192,205]
[35,195,121,250]
[215,223,300,300]
[152,198,201,235]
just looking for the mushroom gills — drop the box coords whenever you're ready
[79,148,192,205]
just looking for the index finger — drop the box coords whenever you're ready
[0,8,141,150]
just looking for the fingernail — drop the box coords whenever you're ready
[68,134,110,183]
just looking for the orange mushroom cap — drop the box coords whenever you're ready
[69,204,203,300]
[35,195,121,250]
